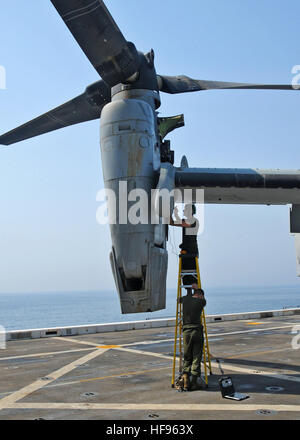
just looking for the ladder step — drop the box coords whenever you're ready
[181,270,197,273]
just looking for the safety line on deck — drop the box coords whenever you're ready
[6,402,300,413]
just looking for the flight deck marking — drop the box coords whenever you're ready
[113,346,174,361]
[122,324,298,347]
[227,346,293,359]
[113,347,300,384]
[0,366,173,396]
[1,331,299,412]
[78,366,171,383]
[43,346,299,387]
[0,348,108,411]
[210,361,300,384]
[52,337,100,347]
[0,366,172,396]
[55,324,298,347]
[6,402,300,413]
[206,324,298,338]
[0,347,94,362]
[1,324,296,363]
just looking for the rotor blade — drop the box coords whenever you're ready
[51,0,140,87]
[158,75,300,94]
[0,80,110,146]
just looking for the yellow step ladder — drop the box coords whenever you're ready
[171,254,212,389]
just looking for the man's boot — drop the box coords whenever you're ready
[182,373,190,391]
[190,375,201,391]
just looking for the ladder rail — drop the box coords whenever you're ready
[172,254,212,388]
[179,302,183,372]
[196,257,212,376]
[202,308,212,374]
[201,311,208,385]
[171,257,182,387]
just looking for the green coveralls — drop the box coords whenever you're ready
[179,294,206,376]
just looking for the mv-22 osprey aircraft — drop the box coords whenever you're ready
[1,0,300,314]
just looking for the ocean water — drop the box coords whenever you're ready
[0,285,299,331]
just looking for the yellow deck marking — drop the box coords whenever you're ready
[97,345,120,349]
[7,402,300,413]
[247,322,264,325]
[0,348,108,411]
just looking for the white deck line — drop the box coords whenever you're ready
[1,307,299,342]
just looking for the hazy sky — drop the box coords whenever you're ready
[0,0,300,294]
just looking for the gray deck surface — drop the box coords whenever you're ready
[0,314,299,420]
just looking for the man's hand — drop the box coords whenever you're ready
[170,206,183,227]
[193,292,205,300]
[173,206,181,223]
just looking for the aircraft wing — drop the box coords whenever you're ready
[174,168,300,205]
[174,167,300,276]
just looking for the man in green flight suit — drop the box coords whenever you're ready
[179,283,206,391]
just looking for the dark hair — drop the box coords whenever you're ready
[185,204,196,215]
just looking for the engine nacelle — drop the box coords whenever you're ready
[100,95,168,313]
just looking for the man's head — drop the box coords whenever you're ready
[191,283,204,297]
[183,204,196,219]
